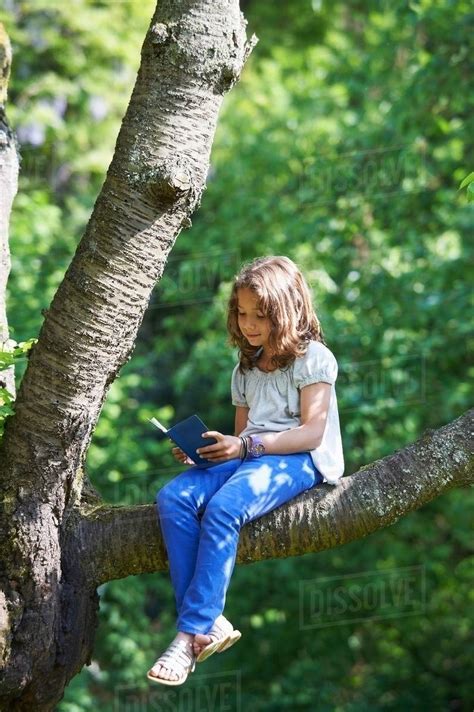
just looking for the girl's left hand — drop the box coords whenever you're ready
[196,431,242,463]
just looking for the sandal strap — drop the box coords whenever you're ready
[151,639,195,674]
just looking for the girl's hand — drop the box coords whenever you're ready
[196,431,242,463]
[171,446,195,466]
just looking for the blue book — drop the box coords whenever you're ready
[148,414,219,469]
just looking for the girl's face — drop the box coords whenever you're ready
[236,288,272,352]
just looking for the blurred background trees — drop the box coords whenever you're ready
[0,0,472,709]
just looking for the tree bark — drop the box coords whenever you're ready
[0,23,17,398]
[0,2,256,709]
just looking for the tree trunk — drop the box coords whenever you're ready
[0,23,17,398]
[0,2,256,709]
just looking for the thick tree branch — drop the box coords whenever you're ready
[74,408,473,586]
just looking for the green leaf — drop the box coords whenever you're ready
[459,171,474,190]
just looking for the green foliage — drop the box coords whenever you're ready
[0,338,36,438]
[459,171,474,201]
[0,385,14,433]
[0,338,36,370]
[1,0,472,709]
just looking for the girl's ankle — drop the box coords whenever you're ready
[175,631,194,644]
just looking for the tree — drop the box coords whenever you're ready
[0,2,472,711]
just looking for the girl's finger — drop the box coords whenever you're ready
[197,444,222,456]
[202,430,223,440]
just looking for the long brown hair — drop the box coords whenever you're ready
[227,255,327,372]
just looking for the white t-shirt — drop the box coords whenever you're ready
[231,340,345,485]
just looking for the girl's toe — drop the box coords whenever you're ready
[148,665,159,679]
[150,663,173,681]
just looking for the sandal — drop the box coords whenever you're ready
[196,615,242,663]
[147,638,196,686]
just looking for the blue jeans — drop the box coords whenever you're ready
[155,453,324,635]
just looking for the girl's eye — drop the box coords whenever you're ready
[237,311,265,318]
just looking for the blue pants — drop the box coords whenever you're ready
[155,453,323,635]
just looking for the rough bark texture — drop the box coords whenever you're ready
[0,2,256,709]
[0,23,17,398]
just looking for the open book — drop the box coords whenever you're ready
[149,414,219,469]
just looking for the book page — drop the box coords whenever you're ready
[148,417,168,434]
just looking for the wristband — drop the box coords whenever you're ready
[246,434,265,459]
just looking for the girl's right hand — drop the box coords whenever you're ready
[172,446,195,466]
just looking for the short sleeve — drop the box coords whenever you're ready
[293,341,338,389]
[231,363,248,407]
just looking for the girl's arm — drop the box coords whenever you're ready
[234,405,250,437]
[257,382,331,454]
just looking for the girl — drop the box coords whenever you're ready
[147,255,344,685]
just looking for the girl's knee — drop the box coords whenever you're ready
[156,482,179,510]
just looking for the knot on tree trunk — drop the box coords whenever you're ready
[150,22,171,45]
[215,34,258,94]
[128,158,195,206]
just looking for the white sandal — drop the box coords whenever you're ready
[147,638,196,686]
[196,615,242,663]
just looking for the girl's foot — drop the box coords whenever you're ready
[147,634,196,686]
[194,615,242,662]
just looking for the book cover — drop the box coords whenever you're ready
[149,414,220,469]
